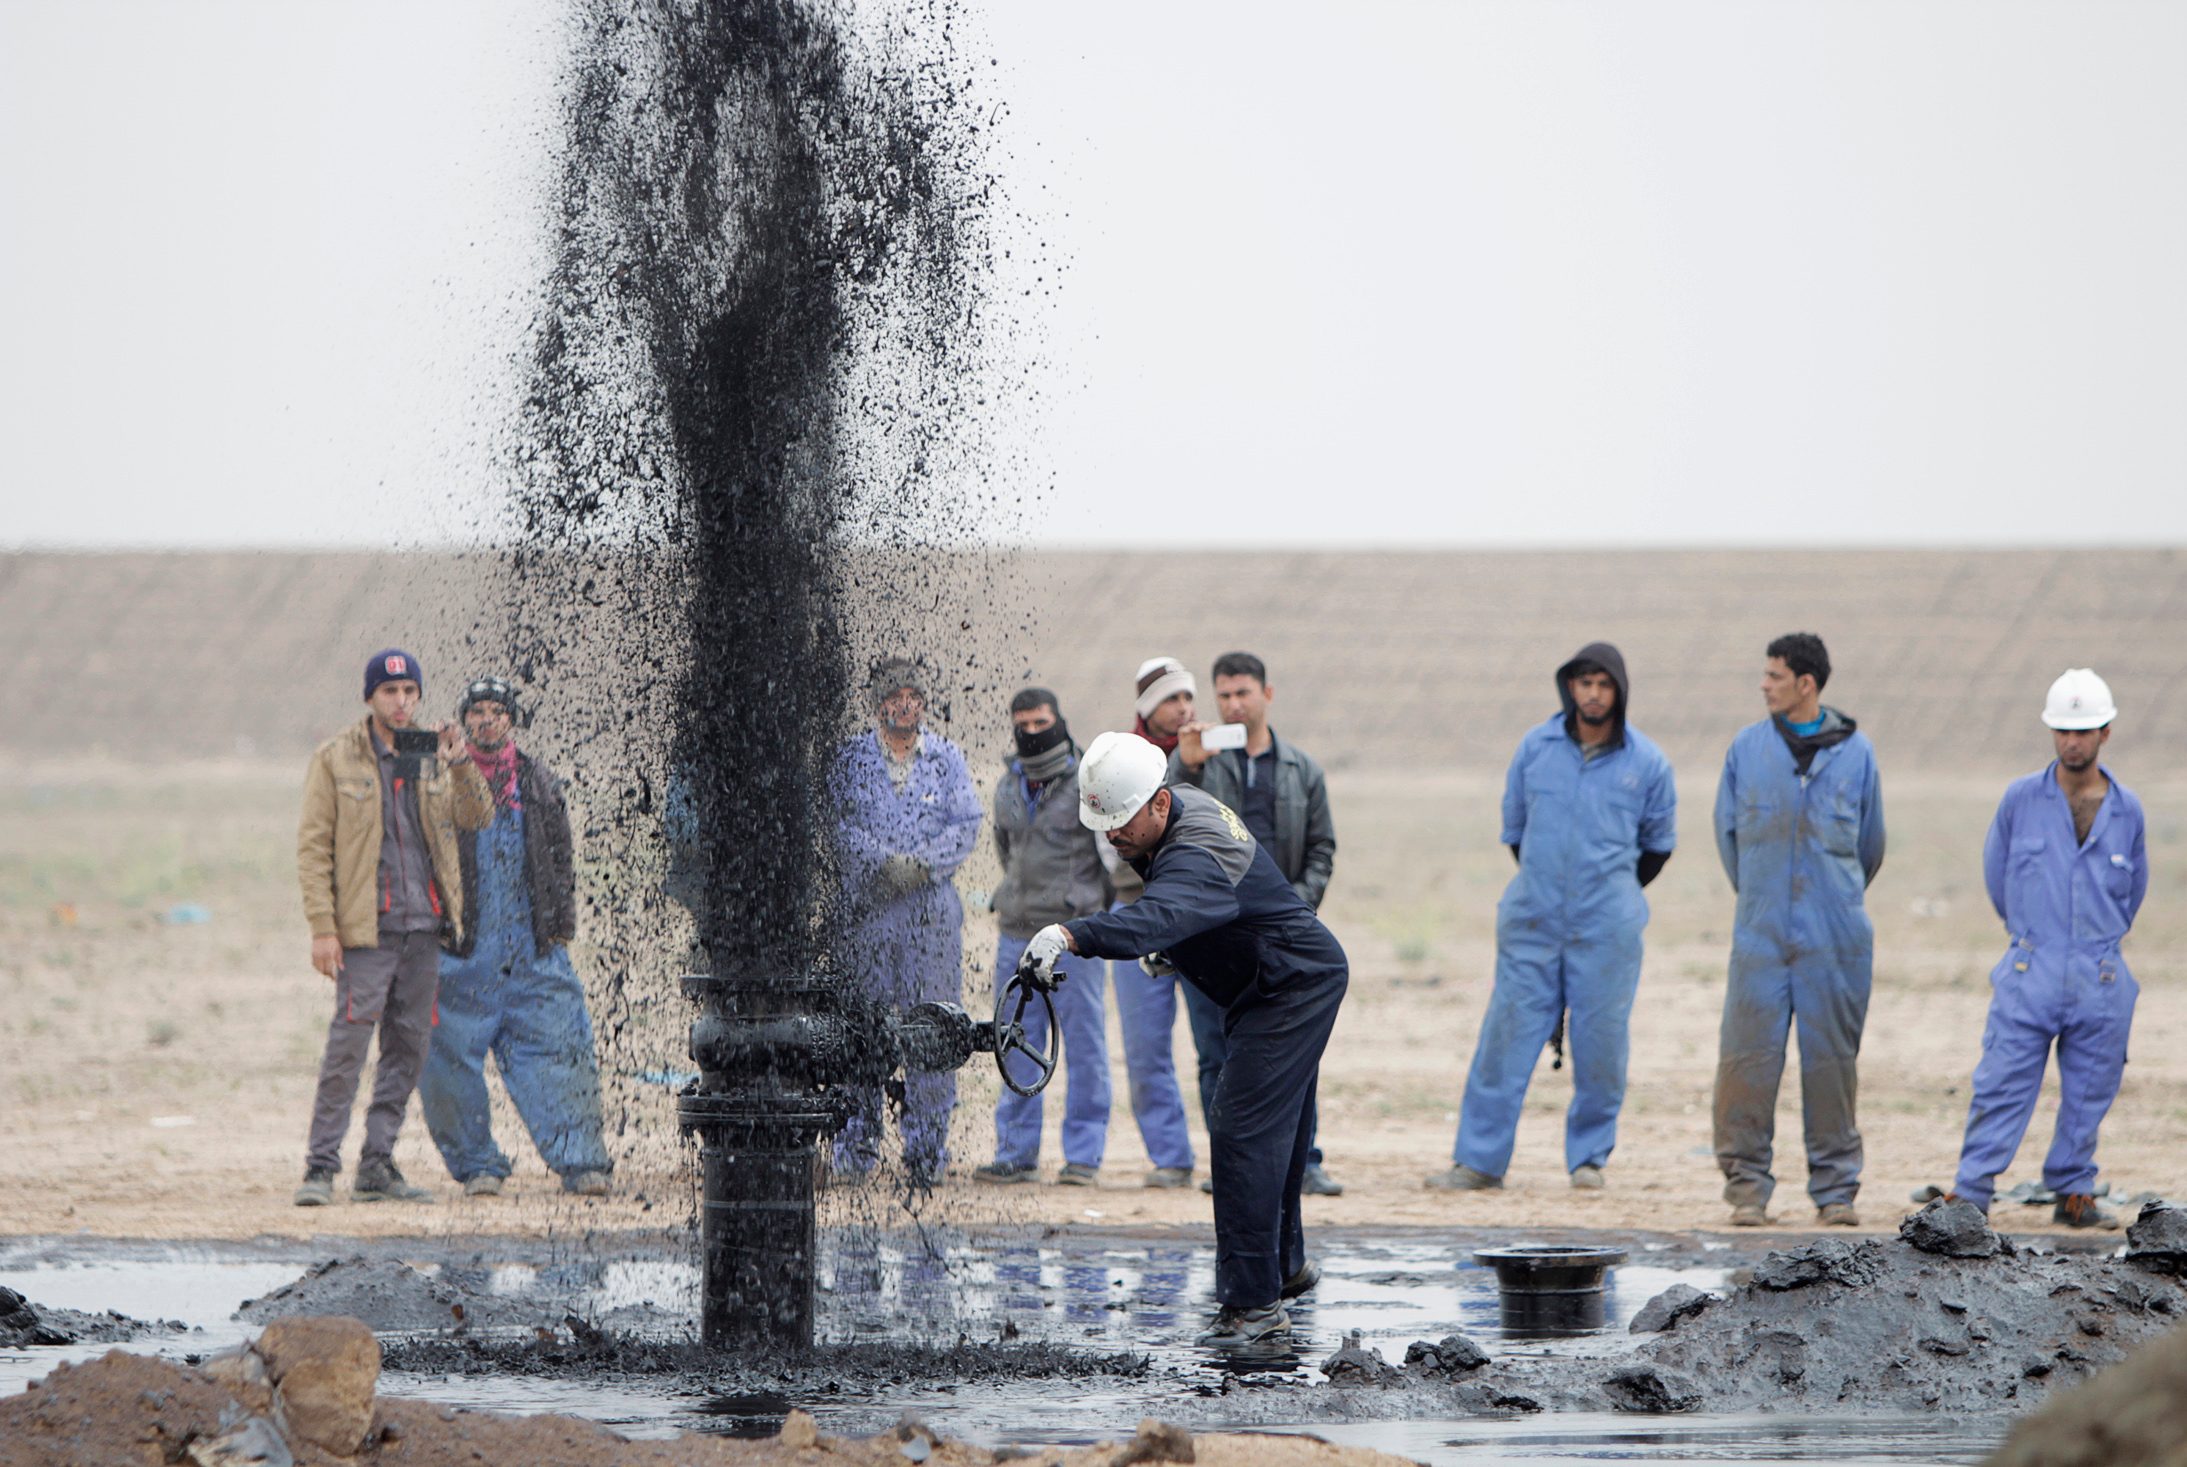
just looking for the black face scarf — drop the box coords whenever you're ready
[1015,718,1074,783]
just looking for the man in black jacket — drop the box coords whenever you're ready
[1171,651,1344,1196]
[418,678,613,1197]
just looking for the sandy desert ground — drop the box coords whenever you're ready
[3,757,2179,1245]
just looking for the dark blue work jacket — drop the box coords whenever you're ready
[1065,785,1347,1010]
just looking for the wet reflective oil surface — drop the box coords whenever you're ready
[0,1231,2006,1463]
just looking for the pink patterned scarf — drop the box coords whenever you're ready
[470,740,521,810]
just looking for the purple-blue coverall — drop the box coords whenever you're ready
[1951,763,2147,1208]
[830,731,983,1173]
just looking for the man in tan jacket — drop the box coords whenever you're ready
[295,648,491,1205]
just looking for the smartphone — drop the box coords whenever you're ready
[1200,723,1248,752]
[392,729,439,756]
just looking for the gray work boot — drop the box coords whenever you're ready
[1301,1163,1344,1196]
[1279,1259,1321,1299]
[1143,1167,1193,1190]
[353,1160,434,1203]
[1055,1163,1100,1187]
[1424,1164,1502,1192]
[562,1170,611,1197]
[294,1168,335,1208]
[1196,1302,1291,1354]
[1571,1165,1605,1191]
[463,1174,504,1198]
[972,1162,1037,1185]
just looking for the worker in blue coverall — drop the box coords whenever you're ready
[420,678,613,1197]
[1428,642,1675,1194]
[829,658,984,1186]
[1947,668,2145,1231]
[1713,633,1886,1229]
[1018,731,1348,1355]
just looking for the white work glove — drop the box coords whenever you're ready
[1138,951,1179,978]
[1017,924,1072,991]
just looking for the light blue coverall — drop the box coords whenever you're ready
[1712,714,1886,1210]
[1951,763,2147,1209]
[829,731,984,1175]
[1453,715,1676,1178]
[421,801,610,1185]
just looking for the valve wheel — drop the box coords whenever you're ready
[992,973,1059,1097]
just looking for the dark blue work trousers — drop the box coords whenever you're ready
[1204,963,1346,1308]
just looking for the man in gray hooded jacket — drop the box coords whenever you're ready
[974,688,1114,1185]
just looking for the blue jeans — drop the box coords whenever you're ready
[991,934,1110,1168]
[1109,949,1195,1171]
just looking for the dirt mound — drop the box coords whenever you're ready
[236,1257,512,1332]
[0,1285,176,1346]
[0,1320,1420,1467]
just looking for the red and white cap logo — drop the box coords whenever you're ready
[385,655,407,675]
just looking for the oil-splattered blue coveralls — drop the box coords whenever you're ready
[1951,764,2146,1208]
[1712,713,1886,1210]
[830,730,984,1175]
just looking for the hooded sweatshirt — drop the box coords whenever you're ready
[1773,706,1858,777]
[1556,640,1630,754]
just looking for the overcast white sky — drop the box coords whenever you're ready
[3,1,2182,549]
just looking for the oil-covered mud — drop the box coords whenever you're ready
[1272,1205,2187,1428]
[236,1257,532,1332]
[0,1287,178,1348]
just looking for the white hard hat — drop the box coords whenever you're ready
[2042,668,2117,730]
[1079,731,1169,831]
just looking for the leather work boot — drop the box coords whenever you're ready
[1301,1163,1344,1197]
[293,1168,335,1208]
[1817,1202,1860,1227]
[1195,1302,1291,1354]
[972,1162,1037,1185]
[1143,1167,1193,1190]
[2053,1194,2121,1230]
[1280,1260,1322,1299]
[463,1174,504,1198]
[1056,1163,1100,1187]
[1424,1164,1502,1192]
[563,1171,611,1197]
[353,1160,434,1204]
[1570,1165,1605,1191]
[1729,1203,1770,1227]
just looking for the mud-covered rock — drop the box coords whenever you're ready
[1319,1334,1401,1387]
[1401,1334,1490,1375]
[0,1286,170,1347]
[1749,1239,1885,1290]
[1900,1198,2002,1258]
[2124,1200,2187,1276]
[1108,1418,1196,1464]
[1603,1365,1702,1414]
[1629,1284,1717,1333]
[1985,1314,2187,1466]
[256,1316,379,1456]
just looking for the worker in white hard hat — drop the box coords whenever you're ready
[1942,669,2146,1230]
[1016,731,1349,1357]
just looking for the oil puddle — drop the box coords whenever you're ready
[1302,1412,2003,1464]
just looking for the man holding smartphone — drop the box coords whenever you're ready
[1171,651,1342,1196]
[294,648,492,1206]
